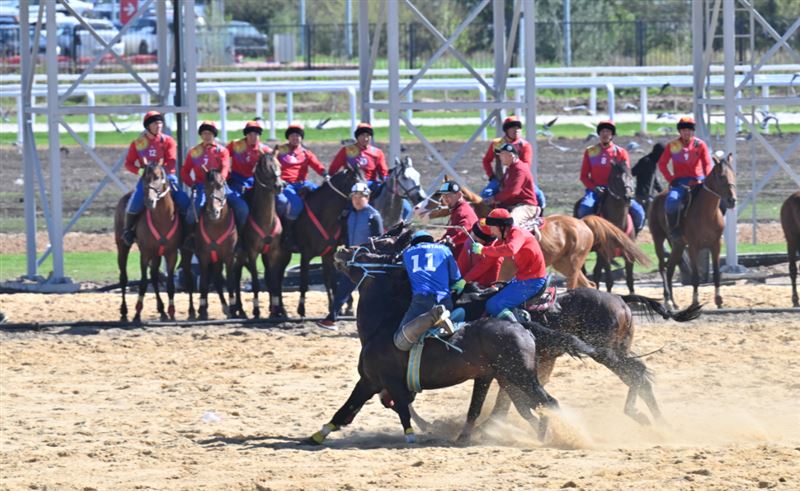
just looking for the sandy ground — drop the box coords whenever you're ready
[1,285,799,490]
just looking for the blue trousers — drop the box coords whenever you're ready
[187,183,249,227]
[399,293,454,329]
[486,277,547,316]
[227,171,254,196]
[276,181,319,221]
[126,174,189,216]
[576,188,646,231]
[331,271,356,319]
[480,177,546,208]
[666,177,703,214]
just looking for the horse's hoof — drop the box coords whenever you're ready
[715,297,723,308]
[222,305,230,317]
[132,316,142,326]
[188,312,196,321]
[454,434,471,446]
[252,308,260,319]
[160,313,169,321]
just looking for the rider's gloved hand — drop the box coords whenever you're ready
[322,171,329,179]
[471,242,484,255]
[594,185,607,194]
[138,167,146,177]
[450,279,466,295]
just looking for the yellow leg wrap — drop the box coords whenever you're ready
[310,422,338,445]
[404,427,416,443]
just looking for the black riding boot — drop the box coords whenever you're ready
[667,210,681,242]
[122,212,139,247]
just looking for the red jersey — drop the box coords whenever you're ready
[180,142,231,186]
[444,199,478,259]
[481,226,546,280]
[329,143,388,181]
[580,143,630,188]
[494,159,538,208]
[274,143,326,183]
[124,132,178,175]
[482,136,533,178]
[657,137,712,182]
[457,242,503,288]
[227,138,272,178]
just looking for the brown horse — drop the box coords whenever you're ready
[114,162,182,323]
[415,183,597,288]
[649,153,737,309]
[195,169,237,320]
[780,190,800,307]
[575,163,651,293]
[231,152,283,319]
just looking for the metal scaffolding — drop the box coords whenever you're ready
[17,0,197,291]
[692,0,800,270]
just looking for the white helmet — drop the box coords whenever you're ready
[350,182,370,196]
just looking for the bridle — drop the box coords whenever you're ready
[390,166,422,201]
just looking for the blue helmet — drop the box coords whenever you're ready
[410,230,434,246]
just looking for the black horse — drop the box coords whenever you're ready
[267,163,363,319]
[307,231,640,445]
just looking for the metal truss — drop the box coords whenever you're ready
[18,0,198,289]
[359,0,537,194]
[692,0,799,270]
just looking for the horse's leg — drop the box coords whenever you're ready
[213,262,229,318]
[165,252,177,320]
[247,257,260,318]
[297,254,310,318]
[664,242,685,310]
[603,256,614,292]
[308,378,379,445]
[133,253,149,324]
[268,250,291,319]
[181,250,196,320]
[383,379,416,443]
[592,255,603,290]
[117,244,130,322]
[321,254,336,318]
[711,240,722,308]
[150,256,167,321]
[500,380,558,442]
[625,258,635,295]
[456,377,493,445]
[224,260,236,319]
[687,244,701,307]
[790,244,799,307]
[198,261,209,321]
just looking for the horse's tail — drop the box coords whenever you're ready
[522,321,596,359]
[582,215,651,266]
[621,294,703,322]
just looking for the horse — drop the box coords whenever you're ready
[574,162,651,293]
[371,156,426,229]
[195,169,238,320]
[414,183,597,289]
[231,152,283,319]
[648,153,737,309]
[114,162,182,323]
[307,232,640,445]
[780,190,800,307]
[267,163,364,319]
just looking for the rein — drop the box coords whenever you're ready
[145,206,179,257]
[199,211,235,264]
[324,174,351,200]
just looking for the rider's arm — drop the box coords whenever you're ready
[699,141,713,176]
[369,210,384,236]
[328,147,346,175]
[305,149,327,176]
[218,146,231,180]
[464,254,501,284]
[482,229,523,258]
[481,143,495,178]
[375,150,389,180]
[493,165,527,204]
[619,147,631,168]
[181,153,195,186]
[518,140,533,165]
[163,137,178,171]
[124,141,142,175]
[579,151,594,189]
[656,145,673,183]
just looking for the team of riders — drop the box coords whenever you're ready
[122,111,710,331]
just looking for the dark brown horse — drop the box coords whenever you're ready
[267,164,363,319]
[195,169,237,320]
[780,190,800,307]
[231,152,283,318]
[649,153,737,309]
[114,162,182,323]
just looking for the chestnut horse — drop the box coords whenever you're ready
[195,169,238,320]
[114,162,182,323]
[231,152,283,319]
[780,190,800,307]
[649,153,737,309]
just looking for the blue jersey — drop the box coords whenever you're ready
[402,242,461,302]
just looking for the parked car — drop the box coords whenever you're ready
[57,18,123,59]
[227,20,267,58]
[0,23,50,57]
[122,15,172,55]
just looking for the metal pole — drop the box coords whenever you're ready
[300,0,306,59]
[20,1,36,278]
[157,0,169,103]
[722,0,739,270]
[387,0,401,165]
[345,0,353,58]
[692,0,709,140]
[493,0,506,132]
[87,90,95,148]
[184,0,198,149]
[639,86,648,134]
[358,0,370,122]
[172,0,184,168]
[45,0,64,280]
[523,0,537,175]
[563,0,571,67]
[269,92,276,140]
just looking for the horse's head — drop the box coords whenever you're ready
[708,152,737,209]
[389,156,426,204]
[333,228,410,282]
[329,160,365,199]
[608,161,634,201]
[204,169,227,220]
[254,151,283,193]
[142,161,169,210]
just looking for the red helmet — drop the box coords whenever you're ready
[485,208,514,227]
[354,122,374,138]
[143,110,164,129]
[677,116,696,131]
[285,122,305,139]
[198,120,218,137]
[596,119,616,135]
[502,115,522,132]
[243,120,263,136]
[472,218,496,242]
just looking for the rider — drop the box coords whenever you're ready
[471,208,547,322]
[439,181,478,260]
[576,120,646,232]
[180,121,246,250]
[329,122,388,194]
[484,143,541,239]
[656,116,713,241]
[316,182,384,330]
[480,115,546,208]
[457,219,503,289]
[274,122,328,244]
[226,120,273,197]
[121,110,186,246]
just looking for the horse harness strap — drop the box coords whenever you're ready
[406,330,464,394]
[248,216,282,253]
[302,197,341,256]
[145,209,179,257]
[199,212,236,264]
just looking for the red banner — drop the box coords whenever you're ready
[120,0,138,26]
